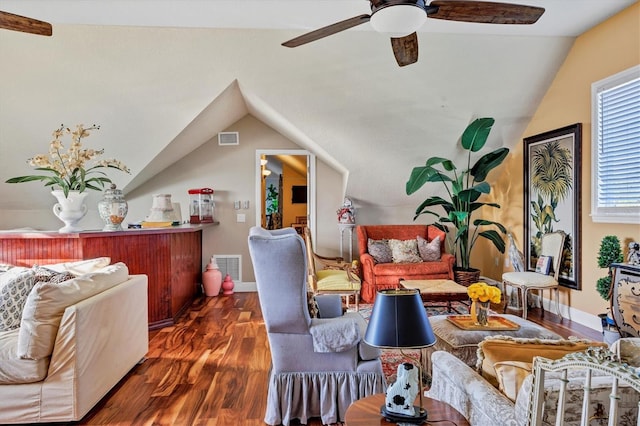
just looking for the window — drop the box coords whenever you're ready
[591,65,640,223]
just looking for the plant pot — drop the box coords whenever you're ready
[454,268,481,287]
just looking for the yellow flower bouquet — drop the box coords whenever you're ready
[467,282,501,304]
[467,282,501,326]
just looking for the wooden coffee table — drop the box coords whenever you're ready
[400,279,470,313]
[345,393,469,426]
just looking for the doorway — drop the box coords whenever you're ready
[255,149,316,237]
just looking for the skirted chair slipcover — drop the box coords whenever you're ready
[248,226,386,426]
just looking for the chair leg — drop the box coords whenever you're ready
[503,283,509,313]
[355,293,359,312]
[522,288,529,320]
[554,288,561,319]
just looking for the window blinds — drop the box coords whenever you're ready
[596,76,640,208]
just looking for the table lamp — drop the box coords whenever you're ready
[364,288,436,424]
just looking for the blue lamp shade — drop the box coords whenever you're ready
[364,288,436,349]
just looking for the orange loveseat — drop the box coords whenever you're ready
[356,224,455,303]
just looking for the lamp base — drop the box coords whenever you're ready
[380,405,427,424]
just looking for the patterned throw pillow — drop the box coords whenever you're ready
[0,267,36,331]
[32,266,75,285]
[417,235,441,261]
[368,238,392,263]
[388,239,422,263]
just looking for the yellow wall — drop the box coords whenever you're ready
[485,3,640,318]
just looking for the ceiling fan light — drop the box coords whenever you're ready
[370,5,426,36]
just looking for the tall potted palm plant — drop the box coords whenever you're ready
[406,117,508,285]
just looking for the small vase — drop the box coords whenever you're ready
[202,257,223,297]
[98,184,128,231]
[471,299,490,326]
[222,273,235,295]
[52,190,88,233]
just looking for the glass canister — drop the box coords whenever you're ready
[98,184,128,231]
[188,188,215,224]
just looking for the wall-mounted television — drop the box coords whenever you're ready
[291,185,307,204]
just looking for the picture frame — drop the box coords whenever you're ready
[524,123,582,290]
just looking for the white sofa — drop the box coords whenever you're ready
[0,261,148,424]
[427,337,640,426]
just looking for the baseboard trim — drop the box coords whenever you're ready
[234,281,257,292]
[538,296,603,333]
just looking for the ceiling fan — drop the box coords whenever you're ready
[0,10,52,36]
[282,0,544,67]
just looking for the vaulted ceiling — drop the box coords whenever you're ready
[0,0,636,211]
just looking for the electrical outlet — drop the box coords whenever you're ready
[236,213,246,223]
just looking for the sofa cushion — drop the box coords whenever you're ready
[388,239,422,263]
[0,267,36,331]
[17,262,129,360]
[316,269,361,291]
[477,336,607,388]
[0,329,49,384]
[417,235,441,261]
[43,257,111,276]
[368,238,392,264]
[493,360,532,402]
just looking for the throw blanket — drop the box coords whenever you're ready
[309,317,360,353]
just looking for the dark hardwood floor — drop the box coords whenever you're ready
[68,292,602,426]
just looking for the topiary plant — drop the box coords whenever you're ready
[596,235,623,300]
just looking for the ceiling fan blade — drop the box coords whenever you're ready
[282,14,371,47]
[428,1,544,24]
[390,32,418,67]
[0,11,52,36]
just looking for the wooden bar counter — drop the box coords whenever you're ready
[0,224,213,329]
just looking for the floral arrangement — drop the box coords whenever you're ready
[467,282,501,303]
[5,124,130,197]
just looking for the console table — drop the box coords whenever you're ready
[0,224,211,329]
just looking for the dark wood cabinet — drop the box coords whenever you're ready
[610,263,640,338]
[0,225,208,329]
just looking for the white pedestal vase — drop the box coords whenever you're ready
[52,190,88,233]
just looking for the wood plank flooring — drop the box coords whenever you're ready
[69,293,601,426]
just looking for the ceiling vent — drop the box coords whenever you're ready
[218,132,239,146]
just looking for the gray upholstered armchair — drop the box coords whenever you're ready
[248,226,386,426]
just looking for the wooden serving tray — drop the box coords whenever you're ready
[446,315,521,331]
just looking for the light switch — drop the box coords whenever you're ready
[234,201,241,210]
[236,213,246,223]
[243,200,250,209]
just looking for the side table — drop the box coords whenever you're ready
[345,393,469,426]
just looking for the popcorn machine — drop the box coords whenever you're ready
[188,188,215,224]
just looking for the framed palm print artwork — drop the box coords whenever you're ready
[524,123,582,290]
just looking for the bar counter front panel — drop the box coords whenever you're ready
[0,225,206,329]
